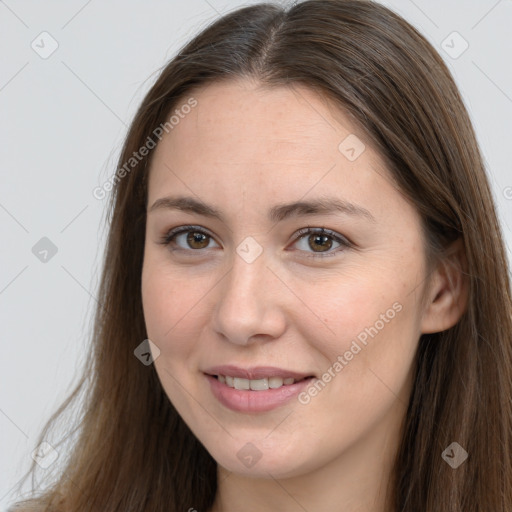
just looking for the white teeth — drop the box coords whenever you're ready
[217,374,302,390]
[250,378,269,391]
[268,377,284,388]
[233,377,250,390]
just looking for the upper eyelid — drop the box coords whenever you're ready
[166,225,216,241]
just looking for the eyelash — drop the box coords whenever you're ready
[158,225,352,259]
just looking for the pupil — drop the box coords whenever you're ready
[311,234,331,252]
[188,232,208,248]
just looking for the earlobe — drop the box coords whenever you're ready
[420,238,469,334]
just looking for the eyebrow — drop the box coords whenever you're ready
[148,195,376,223]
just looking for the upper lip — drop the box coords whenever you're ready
[203,365,314,380]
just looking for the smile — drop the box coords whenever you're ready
[216,374,308,390]
[204,373,315,413]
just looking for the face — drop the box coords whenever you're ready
[141,78,429,480]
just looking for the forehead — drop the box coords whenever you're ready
[166,78,374,154]
[146,79,404,226]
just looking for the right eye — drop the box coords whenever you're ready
[159,225,220,252]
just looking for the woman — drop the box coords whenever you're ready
[10,0,512,510]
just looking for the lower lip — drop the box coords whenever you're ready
[205,374,314,413]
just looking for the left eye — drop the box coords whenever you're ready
[159,225,352,258]
[292,227,351,257]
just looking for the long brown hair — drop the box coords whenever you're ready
[10,1,512,510]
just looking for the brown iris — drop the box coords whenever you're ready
[308,233,333,253]
[187,231,210,249]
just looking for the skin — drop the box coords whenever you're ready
[141,77,467,512]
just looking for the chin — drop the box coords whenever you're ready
[204,435,317,480]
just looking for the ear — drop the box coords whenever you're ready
[420,237,469,334]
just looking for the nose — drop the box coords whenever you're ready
[211,248,287,346]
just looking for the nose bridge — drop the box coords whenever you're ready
[212,244,285,345]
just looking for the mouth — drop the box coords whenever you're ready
[203,366,317,413]
[207,374,314,391]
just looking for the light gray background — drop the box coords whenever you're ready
[1,0,511,508]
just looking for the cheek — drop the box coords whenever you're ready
[296,280,419,447]
[141,263,203,413]
[141,254,227,392]
[142,244,201,322]
[141,260,199,358]
[299,267,420,381]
